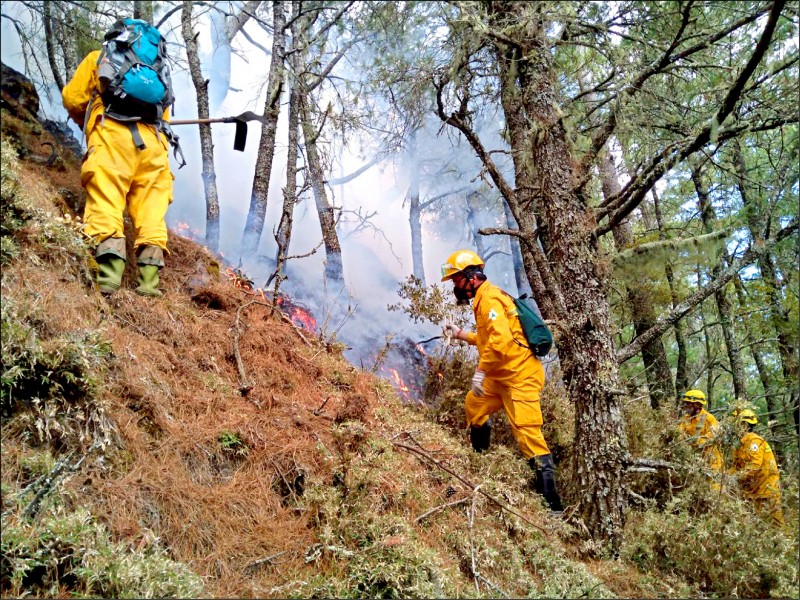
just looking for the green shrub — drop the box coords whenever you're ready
[1,507,204,598]
[622,491,799,598]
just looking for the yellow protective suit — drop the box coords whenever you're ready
[463,281,549,459]
[62,50,173,255]
[679,409,724,474]
[731,432,784,526]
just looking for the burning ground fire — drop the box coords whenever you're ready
[375,339,434,404]
[221,262,432,400]
[224,266,317,332]
[171,227,433,400]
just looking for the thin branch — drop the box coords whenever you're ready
[392,438,551,535]
[415,496,470,523]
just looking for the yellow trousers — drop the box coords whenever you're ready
[81,119,173,253]
[465,376,550,459]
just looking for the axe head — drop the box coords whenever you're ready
[230,111,267,151]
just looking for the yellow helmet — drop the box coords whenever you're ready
[682,389,706,405]
[441,250,484,282]
[737,408,758,425]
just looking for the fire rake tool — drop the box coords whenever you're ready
[170,111,268,152]
[417,335,443,344]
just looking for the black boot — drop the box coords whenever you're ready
[528,454,564,513]
[469,421,491,453]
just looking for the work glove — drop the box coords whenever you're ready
[442,323,462,342]
[471,369,485,397]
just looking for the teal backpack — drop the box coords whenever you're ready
[97,18,173,123]
[503,291,553,357]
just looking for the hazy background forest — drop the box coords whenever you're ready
[1,0,798,588]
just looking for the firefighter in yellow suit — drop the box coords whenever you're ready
[731,409,784,526]
[678,390,723,487]
[62,49,173,297]
[440,250,563,513]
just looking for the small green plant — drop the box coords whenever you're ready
[218,430,249,456]
[0,506,204,598]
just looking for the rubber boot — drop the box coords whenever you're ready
[529,454,564,514]
[96,256,125,295]
[469,421,491,453]
[135,265,162,297]
[135,245,165,298]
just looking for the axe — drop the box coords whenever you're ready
[170,111,267,152]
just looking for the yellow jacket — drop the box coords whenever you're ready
[732,432,781,500]
[679,409,723,472]
[62,50,170,138]
[464,281,544,389]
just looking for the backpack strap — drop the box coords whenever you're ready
[156,121,187,169]
[127,122,146,150]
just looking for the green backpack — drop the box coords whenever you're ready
[503,291,553,357]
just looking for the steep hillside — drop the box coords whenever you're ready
[1,73,797,599]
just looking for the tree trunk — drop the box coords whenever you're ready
[240,1,287,257]
[466,191,486,258]
[650,188,688,397]
[406,132,425,284]
[692,164,747,400]
[502,200,532,299]
[733,140,799,439]
[271,80,300,295]
[487,2,627,550]
[134,1,154,24]
[181,1,220,252]
[298,94,344,287]
[601,152,674,409]
[42,3,64,91]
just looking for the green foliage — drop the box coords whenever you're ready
[1,296,114,446]
[1,297,111,414]
[1,141,26,264]
[0,139,90,266]
[217,430,249,456]
[0,507,204,598]
[622,492,799,598]
[388,275,472,330]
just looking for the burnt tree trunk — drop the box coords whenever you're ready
[601,153,674,409]
[241,1,287,257]
[181,1,220,251]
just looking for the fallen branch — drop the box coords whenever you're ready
[245,551,288,572]
[233,300,256,395]
[415,496,470,523]
[392,438,550,535]
[627,457,679,471]
[13,441,101,520]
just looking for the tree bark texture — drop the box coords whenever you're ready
[241,1,287,257]
[406,132,426,285]
[181,1,220,251]
[298,94,344,286]
[601,152,674,409]
[483,2,628,549]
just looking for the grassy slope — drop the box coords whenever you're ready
[1,106,797,599]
